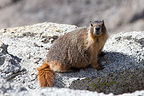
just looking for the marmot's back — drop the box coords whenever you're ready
[46,28,90,69]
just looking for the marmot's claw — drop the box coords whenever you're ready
[97,65,105,71]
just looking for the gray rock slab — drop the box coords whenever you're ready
[0,22,144,95]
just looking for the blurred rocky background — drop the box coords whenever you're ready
[0,0,144,34]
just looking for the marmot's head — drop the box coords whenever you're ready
[89,20,106,36]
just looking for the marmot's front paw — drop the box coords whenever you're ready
[91,63,104,70]
[96,65,104,71]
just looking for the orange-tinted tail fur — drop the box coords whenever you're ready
[37,62,54,87]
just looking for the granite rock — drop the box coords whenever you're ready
[0,22,144,95]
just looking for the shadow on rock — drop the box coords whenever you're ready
[54,51,144,95]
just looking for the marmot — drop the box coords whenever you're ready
[37,20,108,87]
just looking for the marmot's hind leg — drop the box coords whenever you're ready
[49,61,70,72]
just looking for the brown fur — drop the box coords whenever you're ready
[37,20,108,87]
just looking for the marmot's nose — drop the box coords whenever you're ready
[95,27,100,31]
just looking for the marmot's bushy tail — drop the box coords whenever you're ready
[37,62,54,87]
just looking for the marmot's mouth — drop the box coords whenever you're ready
[94,31,102,36]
